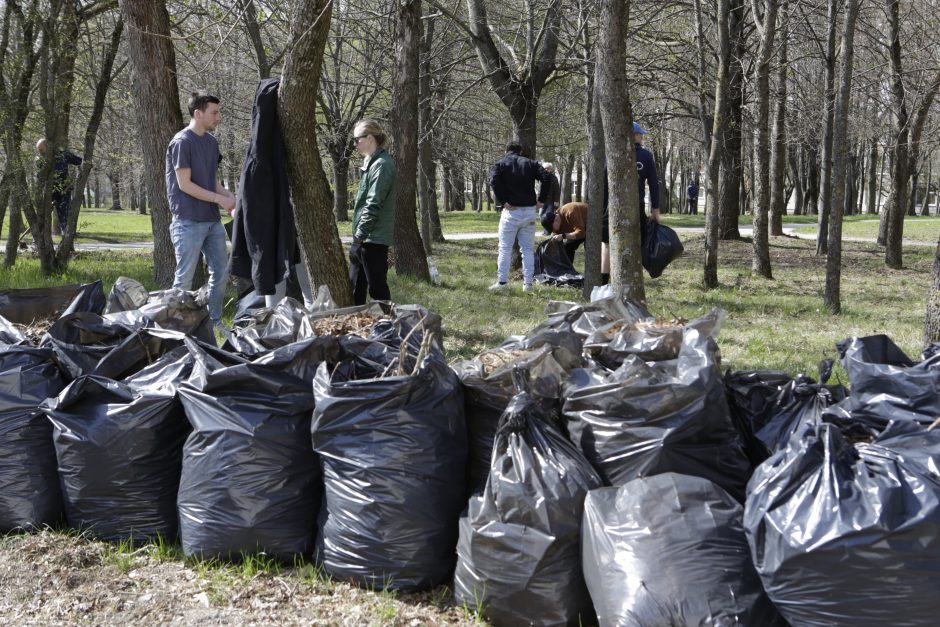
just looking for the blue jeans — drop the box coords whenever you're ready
[170,218,228,324]
[497,206,536,285]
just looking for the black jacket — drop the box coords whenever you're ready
[489,152,553,207]
[230,78,298,295]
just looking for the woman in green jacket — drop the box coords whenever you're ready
[350,118,396,305]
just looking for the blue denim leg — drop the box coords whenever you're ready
[170,219,207,291]
[202,220,229,324]
[170,219,229,324]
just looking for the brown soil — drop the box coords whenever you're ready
[0,531,483,626]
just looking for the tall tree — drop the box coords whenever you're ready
[279,0,353,306]
[704,0,732,289]
[769,0,789,236]
[815,0,838,255]
[823,0,859,314]
[391,0,430,281]
[118,0,182,288]
[750,0,780,279]
[597,0,643,303]
[926,235,940,344]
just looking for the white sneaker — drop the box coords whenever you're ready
[488,281,509,291]
[522,284,533,293]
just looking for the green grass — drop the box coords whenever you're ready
[1,230,932,378]
[792,216,939,243]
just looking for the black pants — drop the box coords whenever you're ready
[564,238,583,265]
[349,241,390,305]
[53,191,71,235]
[688,198,697,214]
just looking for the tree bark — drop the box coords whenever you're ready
[598,0,643,303]
[925,234,940,343]
[119,0,182,288]
[391,0,429,281]
[705,0,732,289]
[884,0,909,269]
[816,0,838,255]
[331,155,350,222]
[583,60,605,299]
[751,0,780,279]
[769,0,789,236]
[279,0,353,306]
[824,0,860,314]
[719,0,746,240]
[418,14,435,250]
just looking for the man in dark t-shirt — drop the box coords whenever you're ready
[35,138,83,236]
[165,91,235,327]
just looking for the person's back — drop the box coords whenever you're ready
[488,143,553,291]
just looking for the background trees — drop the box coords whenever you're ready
[1,0,937,339]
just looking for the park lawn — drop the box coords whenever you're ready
[1,232,930,378]
[792,216,940,243]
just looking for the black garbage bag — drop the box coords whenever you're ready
[225,297,314,356]
[177,336,340,560]
[724,369,794,467]
[0,281,104,324]
[745,420,940,627]
[533,238,583,288]
[104,276,151,314]
[564,327,752,501]
[454,368,602,625]
[131,288,215,344]
[92,328,189,380]
[824,334,940,434]
[454,329,582,495]
[40,312,141,381]
[754,372,847,454]
[0,314,26,344]
[582,473,784,627]
[0,345,67,531]
[541,297,651,342]
[42,353,192,542]
[642,222,683,278]
[584,308,725,368]
[312,350,467,591]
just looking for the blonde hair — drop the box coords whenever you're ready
[355,118,387,147]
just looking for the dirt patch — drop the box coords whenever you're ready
[0,531,484,626]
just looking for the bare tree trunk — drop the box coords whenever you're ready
[788,147,803,220]
[884,0,909,269]
[279,0,353,306]
[719,0,746,240]
[392,0,429,281]
[575,159,583,202]
[119,0,183,288]
[598,0,643,303]
[926,234,940,343]
[769,0,789,236]
[418,15,435,250]
[825,0,860,314]
[705,0,732,289]
[4,191,22,268]
[331,156,350,222]
[561,153,575,204]
[816,0,838,256]
[583,59,604,299]
[751,0,780,279]
[921,158,932,217]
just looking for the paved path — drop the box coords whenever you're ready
[72,223,935,250]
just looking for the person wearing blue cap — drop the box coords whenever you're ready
[600,121,660,283]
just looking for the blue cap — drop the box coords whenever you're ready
[633,121,648,135]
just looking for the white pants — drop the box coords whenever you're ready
[264,261,314,309]
[496,206,536,285]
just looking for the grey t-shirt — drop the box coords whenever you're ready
[165,128,221,222]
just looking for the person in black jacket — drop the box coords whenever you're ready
[600,121,660,284]
[230,79,313,310]
[488,141,554,292]
[36,138,83,236]
[687,180,698,214]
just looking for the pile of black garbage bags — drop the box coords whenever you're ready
[2,280,940,626]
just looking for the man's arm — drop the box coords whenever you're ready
[645,154,661,223]
[489,161,506,206]
[176,167,235,213]
[216,180,236,215]
[535,162,552,205]
[64,151,83,166]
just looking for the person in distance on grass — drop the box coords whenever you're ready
[541,201,587,265]
[36,138,83,236]
[165,91,235,329]
[488,141,554,292]
[601,121,660,284]
[350,118,396,306]
[687,179,699,215]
